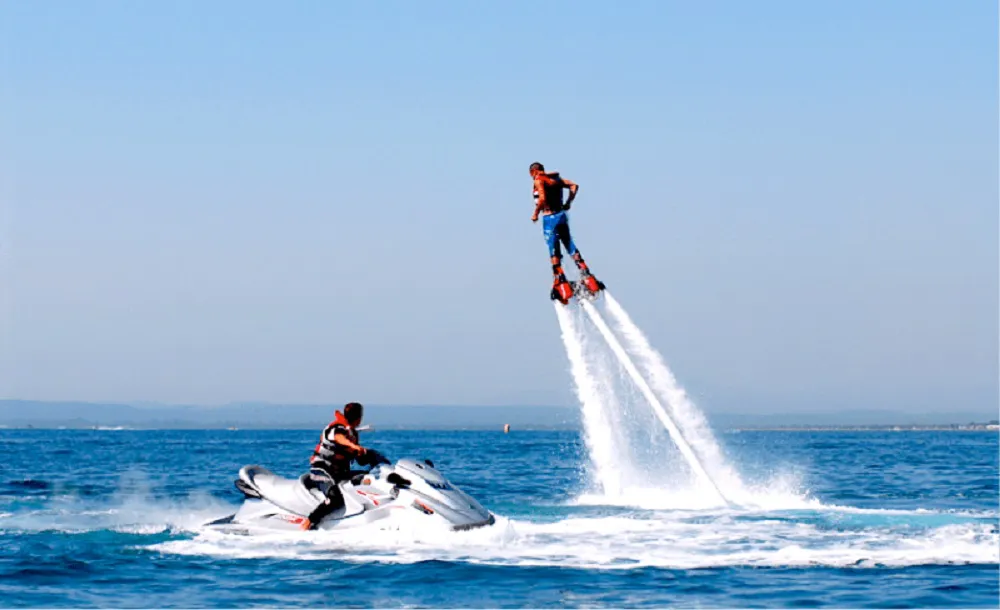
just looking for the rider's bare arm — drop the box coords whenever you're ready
[563,179,579,207]
[333,431,366,455]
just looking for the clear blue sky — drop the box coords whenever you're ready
[1,1,996,416]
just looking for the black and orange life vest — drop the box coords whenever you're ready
[532,172,566,214]
[310,411,359,473]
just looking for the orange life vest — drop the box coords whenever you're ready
[532,172,566,214]
[310,411,359,473]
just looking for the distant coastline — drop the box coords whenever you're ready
[730,422,999,432]
[0,400,995,432]
[0,425,996,432]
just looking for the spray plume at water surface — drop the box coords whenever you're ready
[554,304,623,496]
[554,291,810,510]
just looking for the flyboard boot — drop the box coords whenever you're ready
[571,252,605,298]
[550,256,575,305]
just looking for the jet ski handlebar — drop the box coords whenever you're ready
[359,448,391,467]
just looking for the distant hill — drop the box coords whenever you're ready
[706,408,998,429]
[0,400,580,430]
[0,400,993,430]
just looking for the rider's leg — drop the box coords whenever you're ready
[556,216,592,276]
[544,214,568,283]
[301,469,345,530]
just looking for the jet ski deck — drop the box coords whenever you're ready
[205,458,495,534]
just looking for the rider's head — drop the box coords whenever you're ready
[529,162,544,177]
[343,402,364,427]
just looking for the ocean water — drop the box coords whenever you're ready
[0,428,997,608]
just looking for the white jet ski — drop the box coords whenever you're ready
[205,457,495,533]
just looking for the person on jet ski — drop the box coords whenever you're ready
[301,402,386,530]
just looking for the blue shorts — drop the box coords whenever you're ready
[542,211,578,258]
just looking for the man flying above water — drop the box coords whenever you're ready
[529,162,604,303]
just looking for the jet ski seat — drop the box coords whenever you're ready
[242,466,327,517]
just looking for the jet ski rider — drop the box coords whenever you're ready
[301,402,378,530]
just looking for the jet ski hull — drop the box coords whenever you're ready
[205,459,495,533]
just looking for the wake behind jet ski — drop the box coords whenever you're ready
[529,161,606,305]
[205,456,495,533]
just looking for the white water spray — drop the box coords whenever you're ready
[552,290,753,507]
[579,300,729,505]
[602,293,746,496]
[554,304,622,495]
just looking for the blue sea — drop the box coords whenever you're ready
[1,429,997,608]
